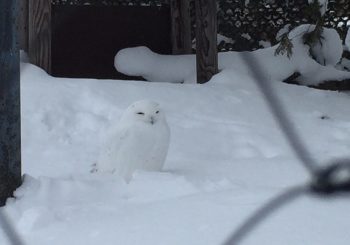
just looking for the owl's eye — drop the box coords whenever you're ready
[136,112,145,115]
[155,111,159,114]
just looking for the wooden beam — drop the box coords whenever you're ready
[28,0,51,73]
[170,0,192,54]
[195,0,218,83]
[19,0,29,51]
[0,0,22,206]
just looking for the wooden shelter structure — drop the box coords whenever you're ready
[19,0,350,83]
[21,0,218,82]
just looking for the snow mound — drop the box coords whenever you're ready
[290,24,343,66]
[115,46,195,83]
[115,25,350,85]
[312,27,342,66]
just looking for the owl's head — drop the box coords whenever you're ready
[123,100,164,125]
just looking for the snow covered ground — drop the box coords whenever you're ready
[1,56,350,245]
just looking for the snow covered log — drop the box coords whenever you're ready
[115,25,350,90]
[115,46,196,83]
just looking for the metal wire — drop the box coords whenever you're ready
[0,209,25,245]
[222,185,307,245]
[222,49,350,245]
[239,52,319,176]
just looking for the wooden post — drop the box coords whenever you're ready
[170,0,192,54]
[28,0,51,74]
[0,0,22,206]
[19,0,29,51]
[195,0,218,83]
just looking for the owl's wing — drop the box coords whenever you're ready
[97,127,130,172]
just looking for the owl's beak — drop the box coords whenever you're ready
[150,116,155,124]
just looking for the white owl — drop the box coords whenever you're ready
[95,100,170,182]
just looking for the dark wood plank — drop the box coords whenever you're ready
[195,0,218,83]
[19,0,29,51]
[28,0,51,73]
[170,0,192,54]
[0,0,22,206]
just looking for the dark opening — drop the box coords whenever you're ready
[51,5,172,80]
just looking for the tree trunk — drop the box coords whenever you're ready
[195,0,218,83]
[0,0,22,206]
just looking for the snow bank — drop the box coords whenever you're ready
[115,25,350,86]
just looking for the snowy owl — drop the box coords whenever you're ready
[95,100,170,182]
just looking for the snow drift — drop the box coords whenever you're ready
[115,25,350,86]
